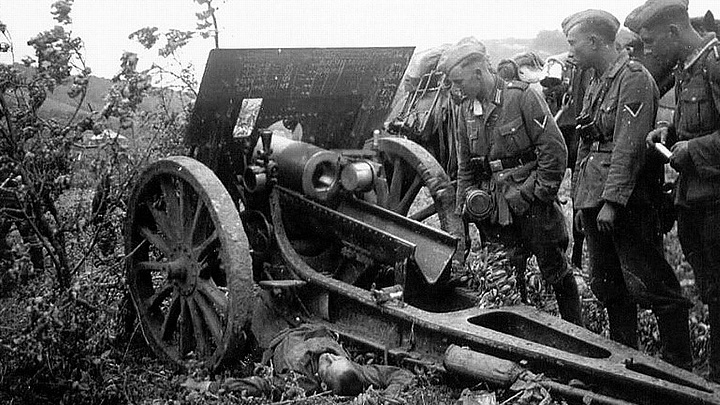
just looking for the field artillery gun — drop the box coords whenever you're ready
[124,48,720,405]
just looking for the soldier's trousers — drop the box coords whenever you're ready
[482,200,570,284]
[582,203,691,368]
[677,204,720,379]
[479,200,583,325]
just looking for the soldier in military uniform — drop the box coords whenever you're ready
[626,0,720,381]
[542,53,595,269]
[437,37,583,326]
[564,9,692,368]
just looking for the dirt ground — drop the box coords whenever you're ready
[0,169,712,405]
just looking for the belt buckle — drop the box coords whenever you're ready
[489,159,504,172]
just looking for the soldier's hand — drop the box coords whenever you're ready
[669,140,691,172]
[596,201,618,234]
[646,127,668,148]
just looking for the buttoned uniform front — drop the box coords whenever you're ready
[454,78,568,217]
[626,0,720,380]
[671,35,720,379]
[671,35,720,207]
[453,75,583,325]
[573,50,691,365]
[574,52,663,209]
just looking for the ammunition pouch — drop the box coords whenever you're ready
[590,141,614,153]
[503,184,532,217]
[469,150,537,178]
[469,156,492,179]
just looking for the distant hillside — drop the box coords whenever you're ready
[38,73,112,122]
[25,31,570,124]
[7,64,184,124]
[484,30,569,65]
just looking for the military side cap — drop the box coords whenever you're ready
[624,0,688,33]
[562,9,620,36]
[436,36,487,74]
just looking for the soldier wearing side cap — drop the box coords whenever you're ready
[626,0,720,381]
[437,37,584,326]
[564,9,692,368]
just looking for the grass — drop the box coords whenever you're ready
[0,165,711,405]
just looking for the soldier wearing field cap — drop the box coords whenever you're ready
[626,0,720,381]
[563,9,693,368]
[437,37,583,326]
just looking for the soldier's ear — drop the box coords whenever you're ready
[473,66,484,79]
[668,24,681,37]
[588,34,600,49]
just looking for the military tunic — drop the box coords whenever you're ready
[222,324,414,398]
[574,52,689,349]
[672,35,720,206]
[671,35,720,304]
[455,76,571,285]
[574,52,662,208]
[456,78,567,209]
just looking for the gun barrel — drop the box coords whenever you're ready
[253,135,343,201]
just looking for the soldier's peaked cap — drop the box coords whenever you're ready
[436,36,487,74]
[562,9,620,36]
[624,0,688,33]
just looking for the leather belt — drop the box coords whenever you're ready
[489,150,537,172]
[590,141,614,153]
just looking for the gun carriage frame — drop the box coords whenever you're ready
[124,48,720,405]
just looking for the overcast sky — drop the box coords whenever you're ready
[1,0,718,80]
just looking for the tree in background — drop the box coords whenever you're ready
[0,1,233,402]
[0,0,90,290]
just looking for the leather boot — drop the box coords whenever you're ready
[553,273,584,327]
[656,308,693,370]
[509,249,529,304]
[709,302,720,382]
[606,301,638,349]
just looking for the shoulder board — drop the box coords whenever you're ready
[700,44,720,72]
[702,47,720,78]
[627,59,644,72]
[697,42,720,67]
[507,80,529,90]
[710,43,720,61]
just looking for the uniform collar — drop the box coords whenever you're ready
[491,76,504,106]
[597,50,629,82]
[472,75,503,116]
[683,33,719,72]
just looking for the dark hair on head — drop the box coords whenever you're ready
[331,366,364,396]
[496,59,519,81]
[513,52,544,70]
[578,18,618,44]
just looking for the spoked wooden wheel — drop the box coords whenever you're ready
[375,137,463,242]
[125,156,253,370]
